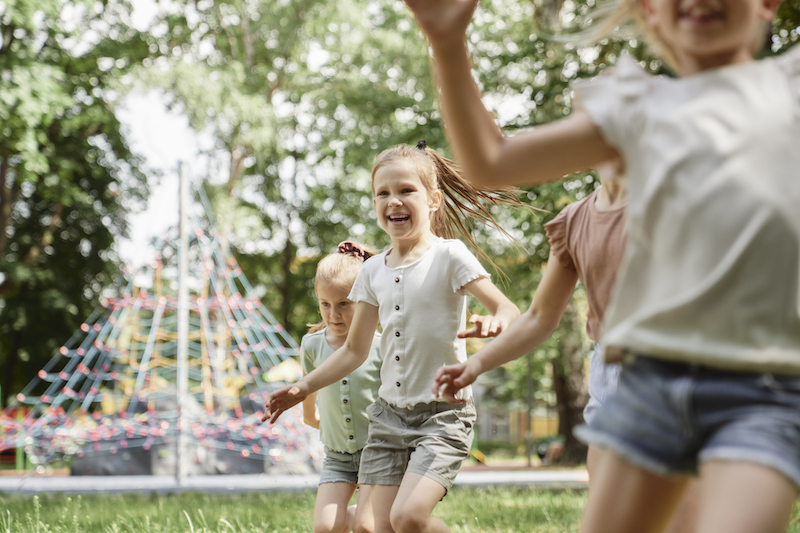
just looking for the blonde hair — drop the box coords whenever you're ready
[372,142,534,274]
[307,243,377,333]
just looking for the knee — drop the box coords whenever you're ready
[389,508,427,533]
[353,522,373,533]
[313,517,347,533]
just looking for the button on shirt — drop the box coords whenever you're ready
[301,329,381,453]
[349,238,490,408]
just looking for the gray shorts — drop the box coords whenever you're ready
[319,446,362,485]
[358,397,476,490]
[575,355,800,489]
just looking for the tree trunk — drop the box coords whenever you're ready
[551,300,589,465]
[280,237,294,334]
[2,284,27,408]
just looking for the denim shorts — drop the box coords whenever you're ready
[319,446,362,485]
[583,342,622,427]
[575,355,800,488]
[358,397,476,490]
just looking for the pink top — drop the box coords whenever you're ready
[543,189,626,341]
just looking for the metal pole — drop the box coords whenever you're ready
[177,161,189,484]
[526,350,534,467]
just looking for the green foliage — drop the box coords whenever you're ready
[0,0,150,404]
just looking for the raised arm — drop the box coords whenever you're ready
[263,302,380,423]
[403,0,617,188]
[434,250,579,402]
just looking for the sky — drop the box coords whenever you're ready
[115,1,211,271]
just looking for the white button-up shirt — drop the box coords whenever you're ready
[349,238,489,407]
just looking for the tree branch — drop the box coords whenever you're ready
[0,157,16,258]
[23,202,64,265]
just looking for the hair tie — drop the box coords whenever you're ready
[416,139,427,151]
[337,241,367,261]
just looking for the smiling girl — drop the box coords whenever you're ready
[265,141,525,533]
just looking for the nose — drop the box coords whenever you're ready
[388,195,402,207]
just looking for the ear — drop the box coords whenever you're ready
[428,189,443,212]
[758,0,782,21]
[639,0,659,28]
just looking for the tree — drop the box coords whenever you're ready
[0,0,149,404]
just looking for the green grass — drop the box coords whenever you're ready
[0,489,584,533]
[0,489,799,533]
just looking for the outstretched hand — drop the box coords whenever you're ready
[261,382,309,424]
[403,0,479,45]
[432,362,478,404]
[458,314,508,338]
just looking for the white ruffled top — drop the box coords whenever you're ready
[573,46,800,374]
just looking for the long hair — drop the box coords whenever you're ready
[307,242,377,334]
[372,142,536,276]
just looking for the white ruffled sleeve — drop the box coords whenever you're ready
[348,256,379,306]
[447,240,490,294]
[571,53,651,151]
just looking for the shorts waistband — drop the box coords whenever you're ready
[376,396,474,414]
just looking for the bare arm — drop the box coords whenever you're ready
[460,277,521,337]
[434,250,579,402]
[403,0,617,188]
[263,302,380,423]
[302,390,319,429]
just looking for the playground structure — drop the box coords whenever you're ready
[0,183,322,477]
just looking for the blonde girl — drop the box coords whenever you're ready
[265,141,523,533]
[403,1,800,532]
[303,241,381,533]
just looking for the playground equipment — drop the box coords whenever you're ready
[0,178,322,477]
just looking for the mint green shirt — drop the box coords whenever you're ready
[301,329,381,453]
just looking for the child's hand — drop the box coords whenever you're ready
[433,362,477,404]
[403,0,479,46]
[262,382,309,424]
[458,314,508,338]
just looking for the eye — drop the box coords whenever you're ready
[402,188,414,194]
[320,302,330,307]
[339,301,349,307]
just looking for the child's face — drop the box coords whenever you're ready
[372,161,441,244]
[317,281,356,339]
[641,0,780,72]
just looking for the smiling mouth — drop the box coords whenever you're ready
[388,214,410,224]
[680,6,723,23]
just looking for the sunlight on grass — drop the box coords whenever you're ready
[0,488,799,533]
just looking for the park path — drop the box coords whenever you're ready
[0,468,588,495]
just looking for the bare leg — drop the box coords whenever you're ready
[353,485,375,533]
[314,483,357,533]
[389,473,450,533]
[371,484,400,533]
[663,480,700,533]
[695,460,797,533]
[586,445,601,489]
[581,449,689,533]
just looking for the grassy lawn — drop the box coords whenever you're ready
[0,488,585,533]
[0,488,799,533]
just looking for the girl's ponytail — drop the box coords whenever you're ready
[373,142,536,277]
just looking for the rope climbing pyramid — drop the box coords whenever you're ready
[0,189,322,476]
